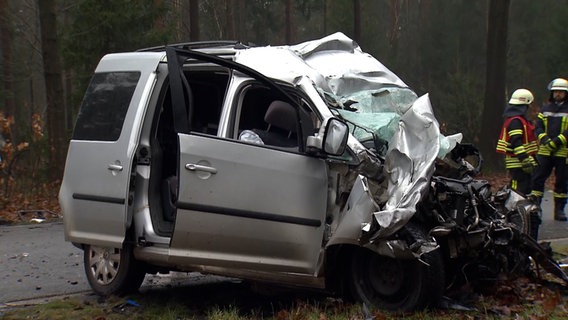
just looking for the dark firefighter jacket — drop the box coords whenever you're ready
[535,101,568,157]
[496,104,537,168]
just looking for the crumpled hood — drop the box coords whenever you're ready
[234,32,407,96]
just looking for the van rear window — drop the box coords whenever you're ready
[72,72,141,141]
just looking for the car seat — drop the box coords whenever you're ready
[253,100,298,148]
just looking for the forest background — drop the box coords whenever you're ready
[0,0,566,219]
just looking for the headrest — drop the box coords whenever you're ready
[264,100,297,132]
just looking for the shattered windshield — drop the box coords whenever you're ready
[325,87,418,153]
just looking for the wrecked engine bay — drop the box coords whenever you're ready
[260,33,568,298]
[320,88,568,309]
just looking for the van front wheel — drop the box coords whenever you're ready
[348,224,444,312]
[84,244,145,296]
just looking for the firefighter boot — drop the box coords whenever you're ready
[554,198,567,221]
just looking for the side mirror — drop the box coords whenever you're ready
[307,118,349,156]
[323,118,349,155]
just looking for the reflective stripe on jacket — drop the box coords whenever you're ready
[496,116,537,169]
[535,102,568,157]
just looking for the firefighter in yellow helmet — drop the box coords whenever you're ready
[496,89,538,195]
[530,78,568,221]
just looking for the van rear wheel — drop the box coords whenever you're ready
[84,244,145,296]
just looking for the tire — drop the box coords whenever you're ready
[83,243,146,296]
[507,204,541,241]
[348,223,445,312]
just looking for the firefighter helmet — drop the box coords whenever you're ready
[509,88,534,105]
[547,78,568,92]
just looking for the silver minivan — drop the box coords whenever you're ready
[60,33,457,311]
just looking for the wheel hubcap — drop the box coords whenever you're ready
[88,246,121,285]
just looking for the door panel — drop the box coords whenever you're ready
[61,141,133,247]
[60,53,162,248]
[171,134,328,274]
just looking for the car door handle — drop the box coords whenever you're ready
[185,163,217,174]
[108,164,123,172]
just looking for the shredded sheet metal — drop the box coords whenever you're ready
[327,175,377,247]
[372,94,448,238]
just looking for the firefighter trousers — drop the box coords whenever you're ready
[531,155,568,200]
[508,168,532,196]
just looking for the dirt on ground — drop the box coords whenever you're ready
[0,181,60,225]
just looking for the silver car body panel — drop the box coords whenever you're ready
[133,245,326,288]
[132,165,171,246]
[60,52,164,247]
[171,133,328,273]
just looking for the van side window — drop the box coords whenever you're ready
[72,72,140,141]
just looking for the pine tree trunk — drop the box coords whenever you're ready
[0,0,14,117]
[353,0,361,45]
[38,0,66,180]
[481,0,510,172]
[285,0,296,44]
[189,0,199,41]
[225,0,235,39]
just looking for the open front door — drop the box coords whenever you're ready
[162,47,328,273]
[170,134,328,274]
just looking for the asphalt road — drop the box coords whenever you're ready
[0,222,235,306]
[1,190,567,306]
[0,222,88,304]
[537,190,568,242]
